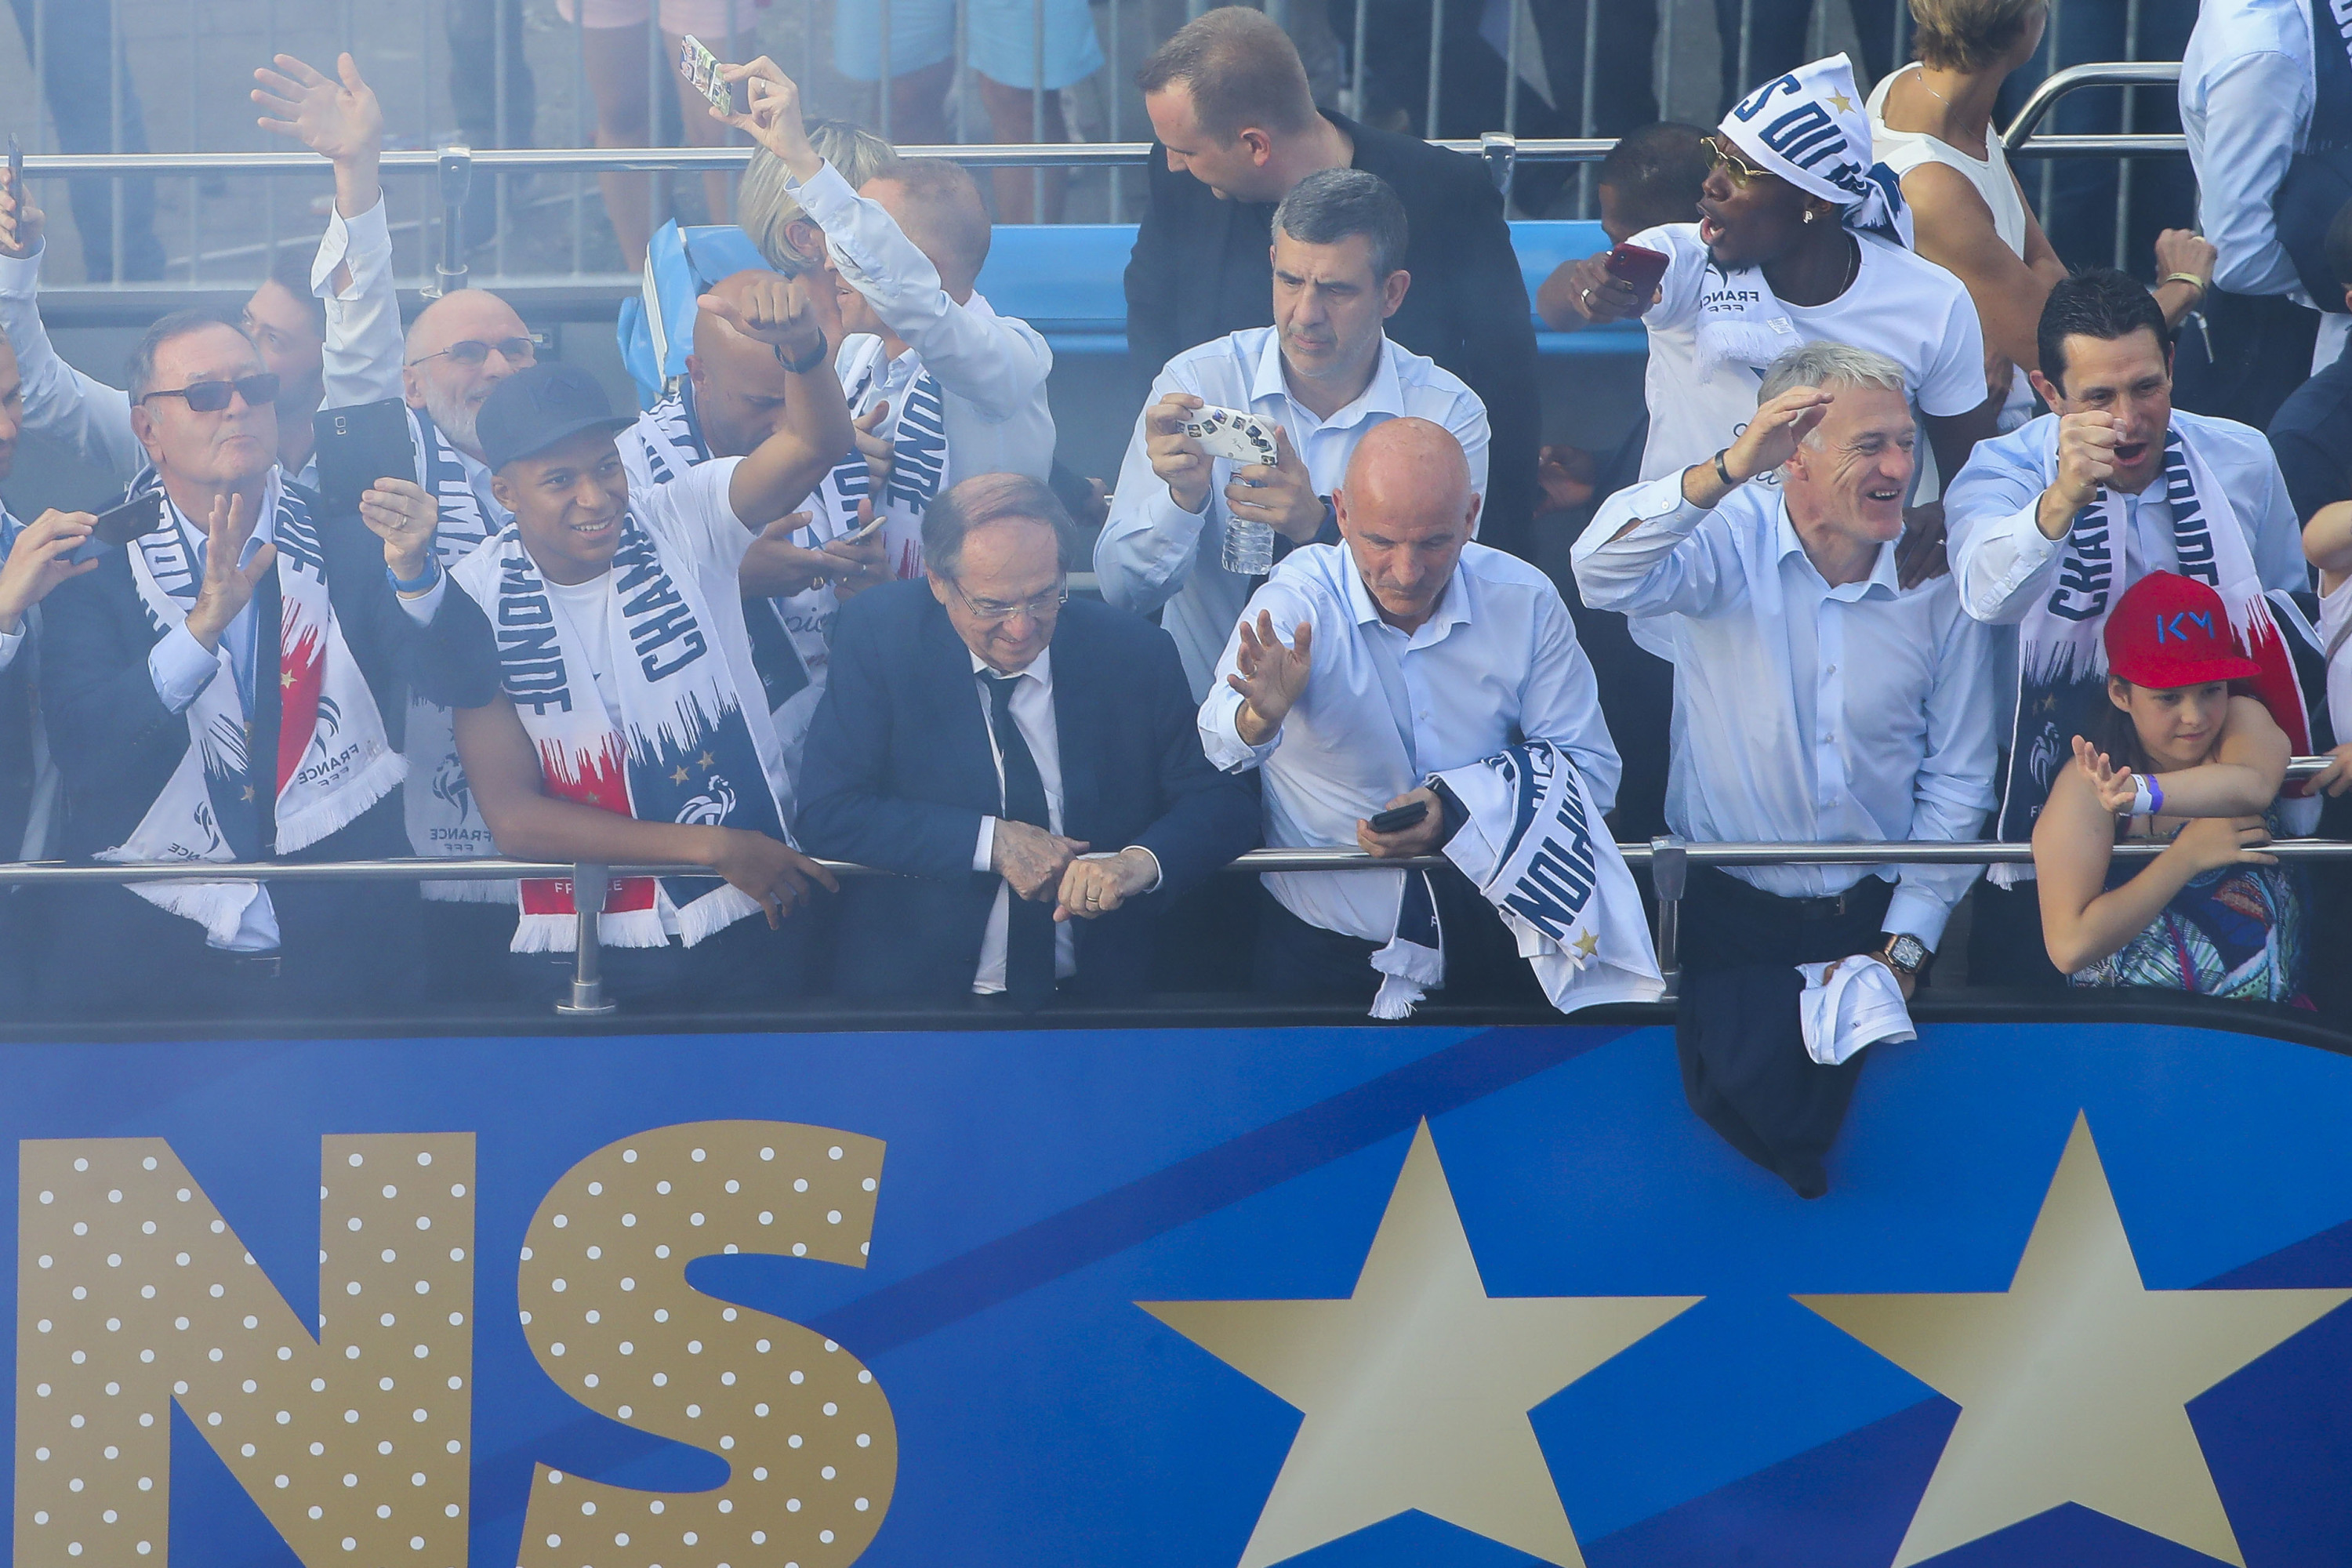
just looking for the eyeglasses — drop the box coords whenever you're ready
[1708,136,1769,189]
[947,577,1069,625]
[136,373,281,413]
[406,334,544,369]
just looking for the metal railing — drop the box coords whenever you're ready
[5,753,2341,1016]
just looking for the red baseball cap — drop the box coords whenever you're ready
[2103,572,2261,688]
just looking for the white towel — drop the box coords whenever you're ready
[1796,956,1917,1065]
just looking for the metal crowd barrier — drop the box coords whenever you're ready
[5,751,2342,1016]
[9,56,2188,295]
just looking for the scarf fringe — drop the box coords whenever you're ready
[275,750,408,854]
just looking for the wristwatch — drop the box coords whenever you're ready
[1879,932,1928,978]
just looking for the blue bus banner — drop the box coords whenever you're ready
[6,1019,2351,1567]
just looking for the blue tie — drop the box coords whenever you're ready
[983,672,1055,1007]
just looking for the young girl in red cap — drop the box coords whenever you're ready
[2033,570,2306,1002]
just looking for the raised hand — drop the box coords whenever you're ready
[1144,392,1212,514]
[183,493,276,652]
[698,274,826,365]
[0,510,100,632]
[1723,384,1835,483]
[1554,252,1646,325]
[0,167,43,260]
[707,829,839,927]
[739,512,844,598]
[1225,426,1325,543]
[992,819,1089,902]
[853,401,895,494]
[357,477,438,583]
[2072,735,2144,817]
[1896,501,1949,588]
[713,56,818,179]
[1228,609,1314,742]
[253,53,383,164]
[2052,411,2122,512]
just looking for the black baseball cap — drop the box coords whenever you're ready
[476,364,635,472]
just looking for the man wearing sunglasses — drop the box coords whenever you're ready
[1554,53,1997,584]
[797,472,1259,1007]
[34,308,447,1018]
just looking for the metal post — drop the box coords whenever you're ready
[2113,0,2142,270]
[186,0,198,281]
[1650,835,1686,1003]
[1107,0,1122,221]
[1351,0,1369,121]
[1578,0,1599,217]
[1738,0,1755,108]
[1425,0,1446,136]
[880,0,895,140]
[110,0,124,285]
[572,1,588,274]
[495,0,511,281]
[2038,0,2060,227]
[432,146,474,298]
[556,864,619,1017]
[1033,0,1047,221]
[1501,0,1522,212]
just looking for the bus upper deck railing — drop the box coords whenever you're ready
[5,748,2341,1017]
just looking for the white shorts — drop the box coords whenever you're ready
[831,0,1105,91]
[555,0,746,38]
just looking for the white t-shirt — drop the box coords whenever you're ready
[1631,222,1988,484]
[540,458,789,811]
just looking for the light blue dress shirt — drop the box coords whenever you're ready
[1573,475,1998,947]
[0,506,24,673]
[2183,0,2318,303]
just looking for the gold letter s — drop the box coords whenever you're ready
[514,1120,895,1568]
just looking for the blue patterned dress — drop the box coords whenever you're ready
[2068,809,2308,1003]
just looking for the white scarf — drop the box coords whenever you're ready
[1996,423,2314,884]
[401,408,508,903]
[450,512,790,953]
[1700,53,1915,383]
[103,476,405,942]
[1370,741,1664,1018]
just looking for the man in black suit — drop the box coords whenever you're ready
[38,310,443,1017]
[1123,5,1541,562]
[797,472,1260,1007]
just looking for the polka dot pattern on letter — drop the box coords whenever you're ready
[513,1122,893,1568]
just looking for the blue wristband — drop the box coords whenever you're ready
[387,558,441,594]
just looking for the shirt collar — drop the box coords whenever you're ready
[1772,499,1900,598]
[1341,545,1473,642]
[971,644,1054,685]
[171,469,284,559]
[1246,329,1407,428]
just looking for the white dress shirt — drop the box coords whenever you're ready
[2183,0,2317,304]
[1200,540,1617,944]
[1573,475,1998,947]
[967,647,1077,993]
[0,506,24,673]
[787,161,1056,483]
[1944,409,2310,626]
[0,241,147,482]
[1097,326,1492,699]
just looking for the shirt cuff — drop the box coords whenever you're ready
[148,625,223,713]
[394,572,447,623]
[1121,845,1165,893]
[0,624,21,672]
[0,243,43,297]
[783,161,862,227]
[1884,882,1957,953]
[974,816,996,873]
[1200,699,1280,773]
[314,198,390,299]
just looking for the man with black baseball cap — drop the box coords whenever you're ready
[418,281,852,1006]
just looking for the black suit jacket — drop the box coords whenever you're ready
[40,505,420,861]
[0,630,30,859]
[796,581,1260,1000]
[1123,110,1541,559]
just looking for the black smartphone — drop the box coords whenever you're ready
[65,488,165,564]
[6,133,22,205]
[1367,800,1429,836]
[313,398,416,517]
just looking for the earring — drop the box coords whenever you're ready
[1802,210,1817,224]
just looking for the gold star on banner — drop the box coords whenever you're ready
[1141,1121,1699,1568]
[280,670,296,688]
[1799,1112,2350,1567]
[671,766,690,785]
[697,751,716,768]
[240,786,256,801]
[1828,89,1855,114]
[1573,930,1600,959]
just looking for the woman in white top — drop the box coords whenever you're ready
[1869,0,2213,424]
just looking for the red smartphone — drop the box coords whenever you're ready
[1604,241,1669,297]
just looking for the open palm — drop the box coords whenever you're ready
[253,53,383,162]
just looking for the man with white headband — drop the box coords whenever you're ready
[1554,53,1996,553]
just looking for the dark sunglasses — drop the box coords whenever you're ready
[407,334,544,369]
[1708,136,1769,188]
[137,373,281,413]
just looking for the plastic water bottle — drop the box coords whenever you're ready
[1222,516,1276,576]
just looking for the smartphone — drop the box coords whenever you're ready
[62,488,164,565]
[6,133,21,204]
[1367,800,1429,836]
[313,399,417,518]
[837,513,888,546]
[677,35,732,115]
[1604,241,1670,298]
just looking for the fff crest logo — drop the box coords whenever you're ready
[12,1122,896,1566]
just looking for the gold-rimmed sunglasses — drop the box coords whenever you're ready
[1708,136,1769,189]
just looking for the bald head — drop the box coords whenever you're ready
[405,288,529,362]
[401,288,535,462]
[863,160,993,302]
[687,270,803,459]
[1334,419,1479,632]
